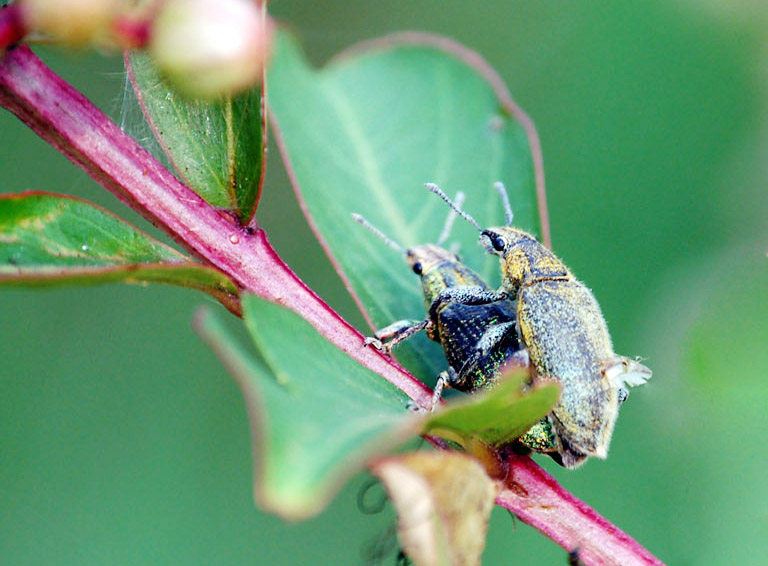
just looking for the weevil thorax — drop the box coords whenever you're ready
[479,227,570,291]
[405,244,489,311]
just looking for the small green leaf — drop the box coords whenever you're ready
[195,295,423,520]
[426,371,560,447]
[268,31,542,383]
[0,192,238,298]
[128,52,264,222]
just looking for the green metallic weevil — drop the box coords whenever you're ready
[428,182,651,468]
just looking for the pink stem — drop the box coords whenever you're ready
[497,454,665,566]
[0,45,664,566]
[0,44,431,406]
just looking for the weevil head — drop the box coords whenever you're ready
[480,226,536,257]
[480,227,569,289]
[406,244,488,308]
[404,244,458,277]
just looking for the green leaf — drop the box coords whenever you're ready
[194,295,423,520]
[0,192,238,299]
[268,31,542,383]
[127,52,265,222]
[426,371,560,447]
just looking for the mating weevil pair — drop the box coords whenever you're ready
[355,183,651,468]
[353,192,557,457]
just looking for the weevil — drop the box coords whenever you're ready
[428,182,652,468]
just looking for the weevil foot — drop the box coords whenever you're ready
[364,336,383,349]
[617,387,629,404]
[404,400,425,413]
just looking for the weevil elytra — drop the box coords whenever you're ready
[351,198,528,395]
[428,182,652,468]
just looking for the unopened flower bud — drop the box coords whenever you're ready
[149,0,271,98]
[20,0,121,45]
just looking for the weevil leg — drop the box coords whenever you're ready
[430,370,451,410]
[429,367,466,411]
[617,387,629,405]
[373,319,423,341]
[400,370,454,413]
[366,318,431,354]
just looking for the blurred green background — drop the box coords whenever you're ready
[2,1,767,564]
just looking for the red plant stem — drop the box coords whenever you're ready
[0,44,431,406]
[0,45,664,566]
[497,454,665,566]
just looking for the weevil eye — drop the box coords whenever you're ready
[481,230,506,252]
[412,262,423,275]
[488,233,506,252]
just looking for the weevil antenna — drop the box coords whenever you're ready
[351,213,407,254]
[425,183,482,231]
[493,181,514,226]
[436,191,466,246]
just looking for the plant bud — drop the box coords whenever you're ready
[20,0,121,45]
[149,0,271,98]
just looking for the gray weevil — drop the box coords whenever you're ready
[427,182,651,468]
